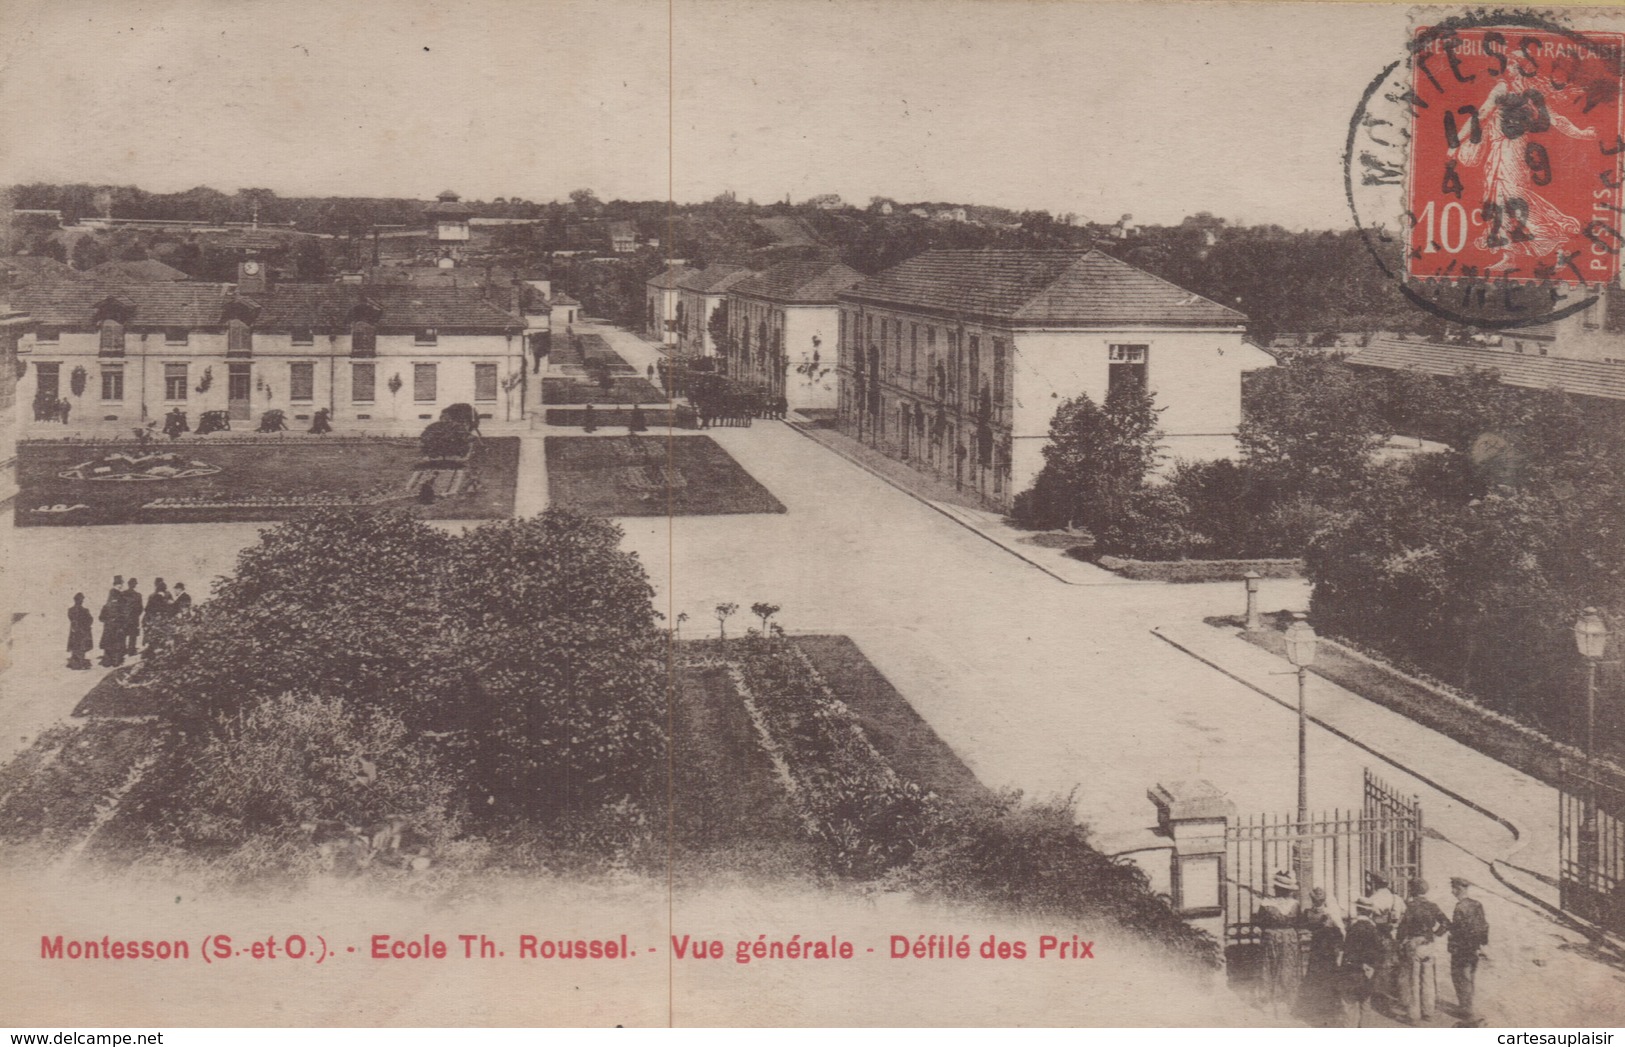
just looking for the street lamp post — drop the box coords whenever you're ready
[1573,608,1610,893]
[1284,612,1319,906]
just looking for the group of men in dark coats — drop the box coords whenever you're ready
[1261,871,1492,1028]
[68,576,192,669]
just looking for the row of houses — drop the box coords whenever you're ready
[647,249,1276,508]
[11,260,530,430]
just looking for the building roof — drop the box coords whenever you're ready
[677,263,755,294]
[1348,337,1625,402]
[646,264,690,290]
[606,220,637,240]
[91,259,191,282]
[13,278,520,331]
[840,249,1246,327]
[424,190,474,219]
[732,260,864,305]
[551,291,581,307]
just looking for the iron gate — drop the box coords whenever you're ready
[1559,758,1625,934]
[1224,769,1423,949]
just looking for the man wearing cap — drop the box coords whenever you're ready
[1340,897,1385,1027]
[1448,877,1489,1027]
[1397,878,1451,1023]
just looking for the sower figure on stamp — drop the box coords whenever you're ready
[66,593,94,670]
[1449,877,1490,1027]
[1397,878,1450,1024]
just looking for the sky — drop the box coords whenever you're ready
[0,0,1425,228]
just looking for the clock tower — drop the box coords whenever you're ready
[237,258,268,295]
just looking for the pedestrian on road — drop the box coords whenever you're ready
[1448,877,1490,1027]
[1301,887,1345,1026]
[171,582,193,616]
[143,578,174,649]
[629,403,647,435]
[59,397,71,425]
[119,578,143,657]
[98,576,125,667]
[1255,870,1304,1019]
[583,404,597,433]
[1366,872,1405,1003]
[1340,898,1384,1027]
[67,593,94,670]
[1397,878,1450,1023]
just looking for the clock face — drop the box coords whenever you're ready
[243,262,260,275]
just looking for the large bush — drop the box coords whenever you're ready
[1015,385,1162,532]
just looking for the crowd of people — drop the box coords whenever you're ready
[66,575,194,670]
[1252,870,1490,1027]
[32,394,72,424]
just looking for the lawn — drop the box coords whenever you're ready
[544,435,785,516]
[541,376,667,405]
[16,437,519,526]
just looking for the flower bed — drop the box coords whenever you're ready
[1087,555,1304,583]
[17,438,519,525]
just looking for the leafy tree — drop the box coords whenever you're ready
[714,602,738,639]
[1015,385,1162,533]
[439,511,666,814]
[135,510,465,731]
[1239,354,1389,498]
[750,602,781,634]
[70,235,108,271]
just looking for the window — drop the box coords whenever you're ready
[351,322,376,357]
[415,328,438,346]
[165,327,189,345]
[894,321,903,375]
[228,363,251,402]
[34,326,58,344]
[910,324,919,379]
[100,367,124,401]
[414,363,437,402]
[839,311,847,355]
[227,319,253,357]
[35,362,60,400]
[993,339,1007,407]
[474,363,499,401]
[968,337,981,398]
[1513,341,1525,354]
[99,320,125,356]
[289,361,315,402]
[164,363,188,401]
[291,328,314,346]
[351,362,375,403]
[1108,343,1149,397]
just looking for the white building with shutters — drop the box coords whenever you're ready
[13,262,526,431]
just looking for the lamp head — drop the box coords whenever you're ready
[1285,613,1318,669]
[1575,607,1610,661]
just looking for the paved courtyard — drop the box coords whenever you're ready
[2,319,1622,1025]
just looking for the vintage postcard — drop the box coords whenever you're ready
[3,0,1625,1030]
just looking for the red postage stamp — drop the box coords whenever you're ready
[1407,25,1625,286]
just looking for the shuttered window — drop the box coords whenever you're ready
[413,363,437,402]
[351,363,375,403]
[474,363,498,402]
[289,362,315,402]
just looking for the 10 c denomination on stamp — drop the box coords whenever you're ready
[1407,25,1625,288]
